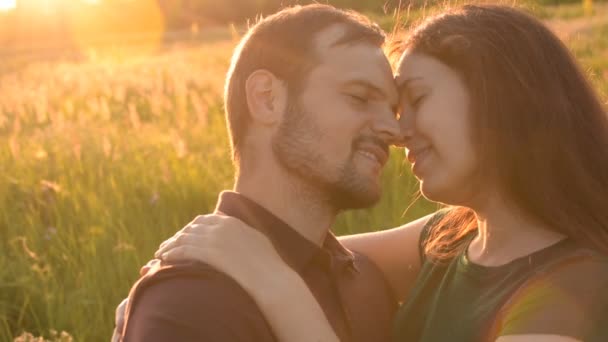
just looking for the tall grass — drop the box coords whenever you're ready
[0,40,435,341]
[1,10,607,342]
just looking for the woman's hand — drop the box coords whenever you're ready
[154,214,289,292]
[154,214,340,342]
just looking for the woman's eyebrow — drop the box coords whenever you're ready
[395,76,423,93]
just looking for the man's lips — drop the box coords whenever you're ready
[356,143,389,167]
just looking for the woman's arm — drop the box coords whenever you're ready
[156,214,340,342]
[257,264,340,342]
[339,213,434,301]
[496,335,581,342]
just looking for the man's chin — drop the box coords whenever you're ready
[330,185,382,210]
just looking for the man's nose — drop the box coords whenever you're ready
[392,103,415,147]
[370,107,401,145]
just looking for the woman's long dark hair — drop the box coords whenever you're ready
[391,5,608,259]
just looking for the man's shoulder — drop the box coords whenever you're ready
[136,260,240,285]
[122,261,276,341]
[127,260,259,310]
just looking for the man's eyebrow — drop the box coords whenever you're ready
[343,79,385,96]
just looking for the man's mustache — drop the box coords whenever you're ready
[353,136,389,156]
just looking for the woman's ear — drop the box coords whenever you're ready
[245,70,288,125]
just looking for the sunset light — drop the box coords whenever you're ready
[0,0,101,12]
[1,0,608,341]
[0,0,16,11]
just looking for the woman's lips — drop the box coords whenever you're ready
[406,146,433,176]
[406,146,431,164]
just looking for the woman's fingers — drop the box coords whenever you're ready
[190,215,251,235]
[157,215,224,250]
[139,259,160,276]
[154,214,278,271]
[112,297,129,342]
[158,215,264,254]
[161,244,213,264]
[191,213,227,226]
[155,232,208,258]
[160,243,271,285]
[154,218,293,302]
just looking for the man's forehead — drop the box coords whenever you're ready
[313,24,349,51]
[309,24,397,101]
[312,25,388,71]
[312,23,386,58]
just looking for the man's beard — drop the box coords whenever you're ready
[271,100,382,210]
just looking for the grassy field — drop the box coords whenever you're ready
[1,3,607,341]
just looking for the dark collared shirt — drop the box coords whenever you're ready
[122,191,396,342]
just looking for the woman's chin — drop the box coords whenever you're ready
[418,177,435,196]
[419,180,440,202]
[419,178,458,205]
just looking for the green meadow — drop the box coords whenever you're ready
[1,2,607,341]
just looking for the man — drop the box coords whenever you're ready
[115,4,402,341]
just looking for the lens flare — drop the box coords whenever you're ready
[0,0,16,11]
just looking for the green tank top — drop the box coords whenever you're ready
[392,210,608,342]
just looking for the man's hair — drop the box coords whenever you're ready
[224,4,385,164]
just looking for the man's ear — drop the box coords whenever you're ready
[245,70,288,125]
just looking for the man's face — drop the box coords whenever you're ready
[272,24,400,210]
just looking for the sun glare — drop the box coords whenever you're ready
[0,0,102,12]
[0,0,16,11]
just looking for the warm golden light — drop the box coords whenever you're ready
[0,0,102,12]
[0,0,16,11]
[68,0,165,55]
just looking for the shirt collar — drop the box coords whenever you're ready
[215,191,358,273]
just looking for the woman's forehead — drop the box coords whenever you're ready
[395,53,448,86]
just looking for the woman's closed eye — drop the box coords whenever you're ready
[410,94,426,110]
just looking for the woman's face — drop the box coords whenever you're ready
[395,51,480,205]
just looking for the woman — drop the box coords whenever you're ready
[157,5,608,342]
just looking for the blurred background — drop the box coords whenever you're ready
[0,0,606,341]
